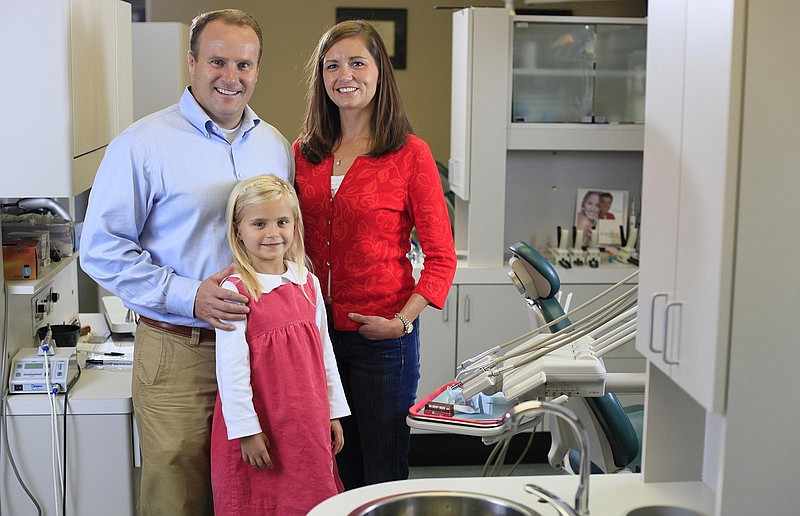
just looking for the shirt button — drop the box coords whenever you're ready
[328,220,331,225]
[326,261,331,266]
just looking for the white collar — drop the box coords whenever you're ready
[252,261,307,294]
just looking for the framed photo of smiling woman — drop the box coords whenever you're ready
[336,8,407,69]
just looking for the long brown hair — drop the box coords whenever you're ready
[298,20,412,164]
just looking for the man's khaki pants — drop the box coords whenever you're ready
[132,322,217,516]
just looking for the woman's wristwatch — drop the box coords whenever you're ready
[394,313,413,335]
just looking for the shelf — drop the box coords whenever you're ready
[507,123,643,151]
[6,253,79,295]
[513,68,635,78]
[554,263,638,284]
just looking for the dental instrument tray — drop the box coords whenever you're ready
[407,382,524,437]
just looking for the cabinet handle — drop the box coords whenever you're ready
[663,301,683,365]
[448,158,460,190]
[649,292,670,353]
[464,294,471,322]
[443,298,450,323]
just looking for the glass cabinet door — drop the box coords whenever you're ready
[594,24,647,123]
[512,19,646,124]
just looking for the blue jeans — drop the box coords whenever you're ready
[331,322,421,489]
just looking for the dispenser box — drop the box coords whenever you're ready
[3,240,39,280]
[5,230,50,267]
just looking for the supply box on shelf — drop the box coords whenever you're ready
[1,213,75,260]
[3,240,39,280]
[4,230,50,268]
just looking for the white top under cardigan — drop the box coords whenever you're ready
[215,262,350,440]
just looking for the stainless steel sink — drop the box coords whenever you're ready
[348,490,542,516]
[627,507,707,516]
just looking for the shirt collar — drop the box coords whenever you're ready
[256,261,307,294]
[179,87,261,140]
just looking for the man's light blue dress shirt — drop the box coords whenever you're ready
[80,88,295,328]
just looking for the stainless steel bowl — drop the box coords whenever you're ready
[348,490,542,516]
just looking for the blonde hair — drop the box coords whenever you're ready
[225,174,308,300]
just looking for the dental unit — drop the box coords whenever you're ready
[408,241,643,475]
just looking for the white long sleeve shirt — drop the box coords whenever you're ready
[215,263,350,440]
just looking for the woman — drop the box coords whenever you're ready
[576,190,601,247]
[293,20,456,489]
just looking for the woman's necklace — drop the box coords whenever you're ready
[334,136,368,167]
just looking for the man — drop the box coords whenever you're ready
[599,192,616,220]
[80,10,293,515]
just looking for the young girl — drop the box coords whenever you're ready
[211,174,350,515]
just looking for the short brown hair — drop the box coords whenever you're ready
[298,20,412,164]
[189,9,263,65]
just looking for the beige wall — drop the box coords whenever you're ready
[147,0,646,162]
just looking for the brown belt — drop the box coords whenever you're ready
[138,315,216,342]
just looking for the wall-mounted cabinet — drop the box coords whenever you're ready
[449,8,646,268]
[635,0,740,415]
[3,0,133,198]
[509,16,646,152]
[511,19,646,125]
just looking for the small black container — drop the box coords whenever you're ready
[37,324,81,348]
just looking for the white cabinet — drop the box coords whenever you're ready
[508,16,646,152]
[449,8,510,266]
[511,19,646,125]
[417,283,531,401]
[3,0,133,198]
[0,413,135,516]
[449,8,646,268]
[636,0,740,414]
[455,284,534,366]
[417,287,457,401]
[0,371,136,516]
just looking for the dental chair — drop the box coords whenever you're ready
[507,240,642,474]
[407,241,643,475]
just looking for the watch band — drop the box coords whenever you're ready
[394,312,413,334]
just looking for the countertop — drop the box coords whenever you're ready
[414,255,638,285]
[309,473,715,515]
[5,312,133,416]
[5,366,133,416]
